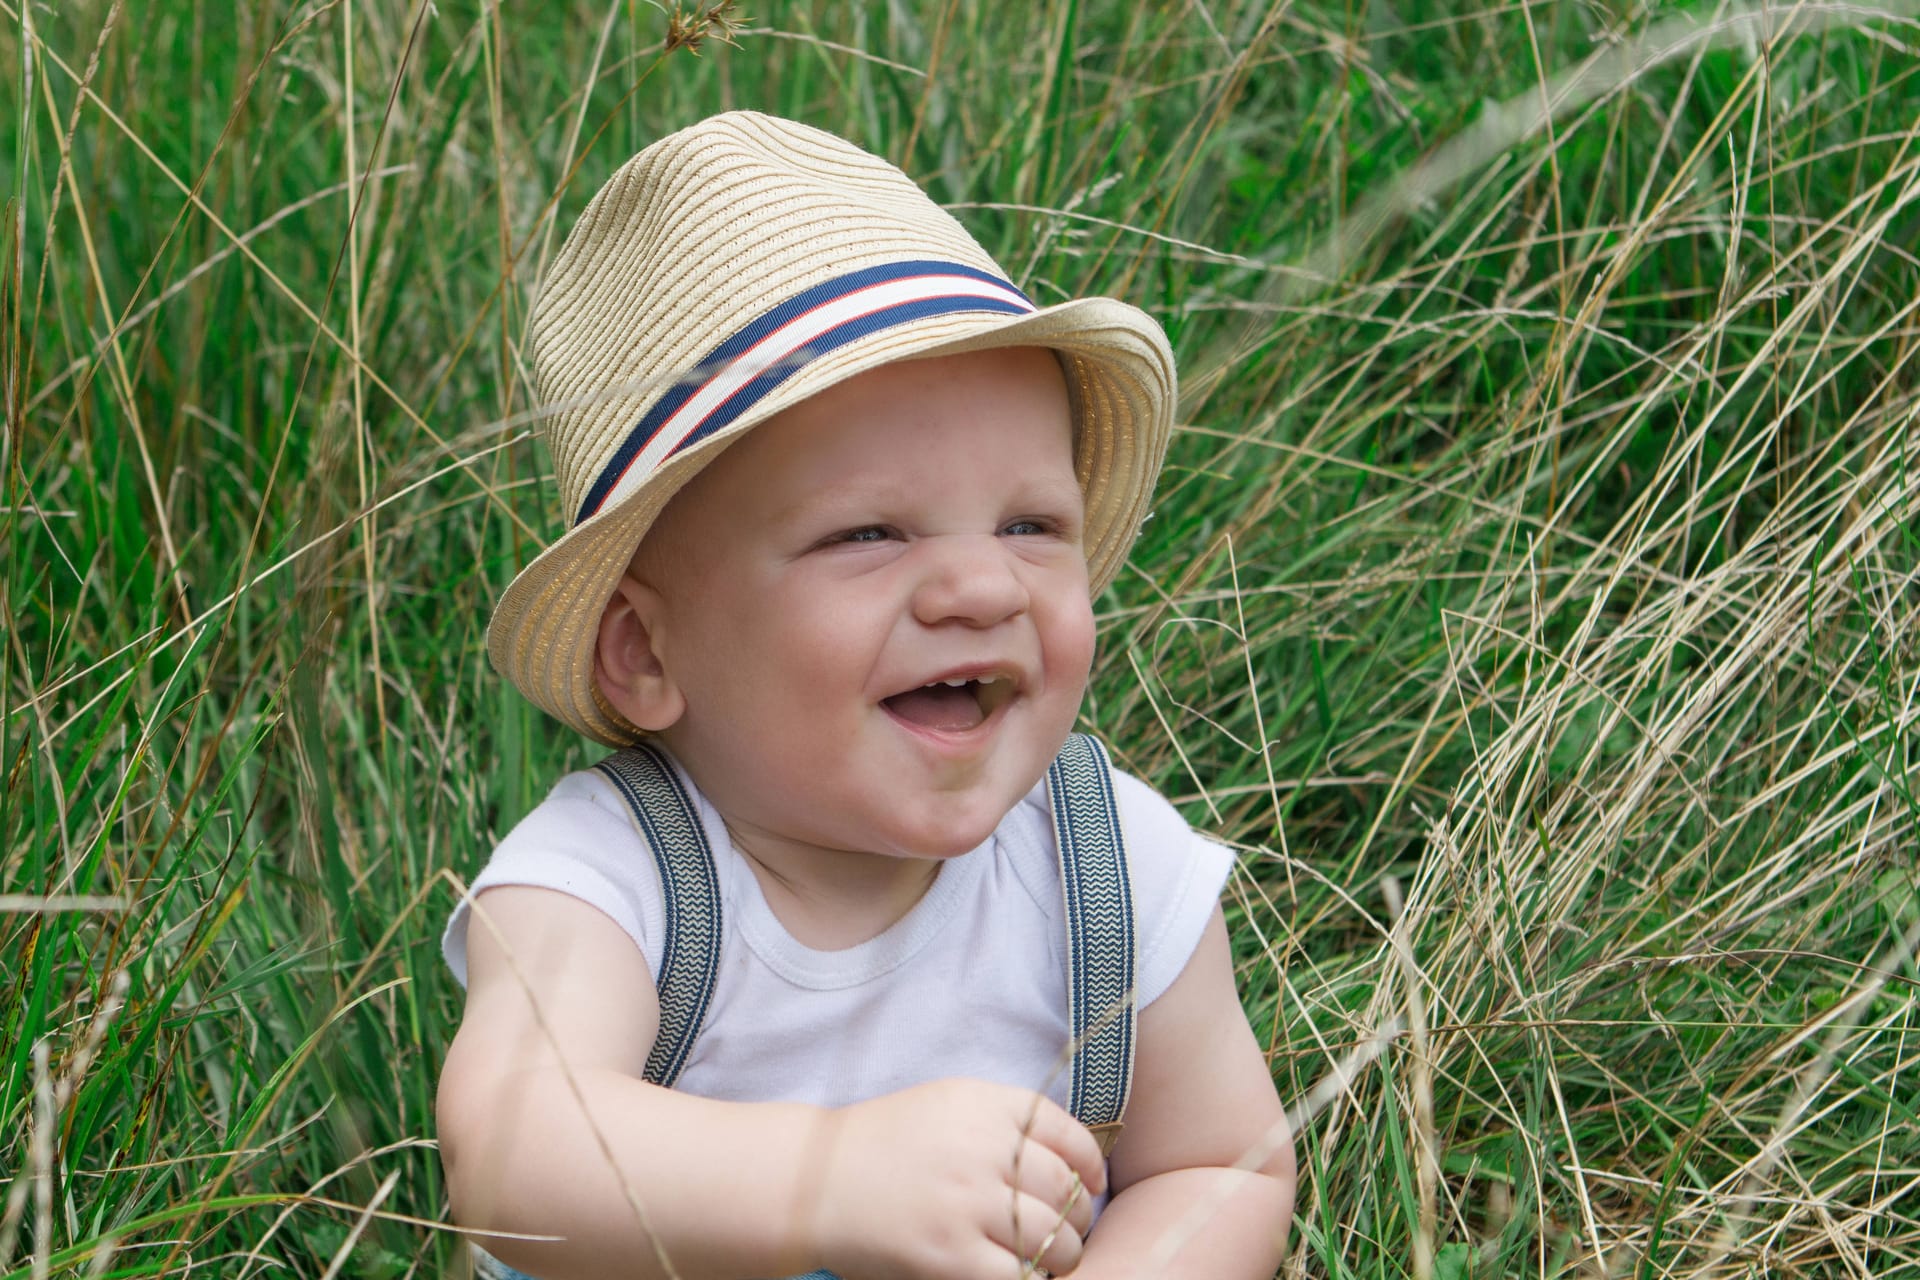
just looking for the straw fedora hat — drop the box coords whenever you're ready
[489,111,1176,744]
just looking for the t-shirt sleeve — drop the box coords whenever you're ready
[1109,768,1237,1011]
[441,770,665,988]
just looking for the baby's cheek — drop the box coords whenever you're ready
[1048,599,1099,695]
[1067,589,1099,662]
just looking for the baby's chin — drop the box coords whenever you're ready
[870,793,1039,860]
[722,800,1010,865]
[889,828,997,861]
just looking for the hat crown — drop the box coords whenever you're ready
[530,112,1014,522]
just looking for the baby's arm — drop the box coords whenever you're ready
[1073,906,1295,1279]
[437,885,1107,1280]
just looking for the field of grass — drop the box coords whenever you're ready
[5,0,1918,1276]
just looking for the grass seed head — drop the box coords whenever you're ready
[665,3,746,56]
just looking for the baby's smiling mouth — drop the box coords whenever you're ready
[881,674,1014,732]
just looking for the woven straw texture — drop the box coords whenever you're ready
[488,111,1176,744]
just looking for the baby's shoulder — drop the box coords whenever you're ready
[1106,765,1205,849]
[442,768,667,988]
[519,766,642,823]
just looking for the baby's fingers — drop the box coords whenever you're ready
[1015,1096,1107,1198]
[1010,1142,1095,1240]
[994,1190,1087,1278]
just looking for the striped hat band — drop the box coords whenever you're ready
[577,260,1035,525]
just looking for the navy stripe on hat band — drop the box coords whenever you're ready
[574,260,1035,526]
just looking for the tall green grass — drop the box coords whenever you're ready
[4,0,1916,1276]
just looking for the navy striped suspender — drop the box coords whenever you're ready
[1046,733,1137,1152]
[593,744,723,1087]
[594,734,1137,1121]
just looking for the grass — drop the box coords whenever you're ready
[3,0,1918,1276]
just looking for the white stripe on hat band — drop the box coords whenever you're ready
[593,273,1036,516]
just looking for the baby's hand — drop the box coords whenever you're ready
[808,1078,1108,1279]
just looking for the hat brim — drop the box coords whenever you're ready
[487,294,1173,745]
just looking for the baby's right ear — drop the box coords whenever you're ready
[593,575,686,732]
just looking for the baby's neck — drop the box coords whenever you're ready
[722,820,947,950]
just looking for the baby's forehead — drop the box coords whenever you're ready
[676,437,1081,522]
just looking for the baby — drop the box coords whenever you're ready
[437,112,1294,1280]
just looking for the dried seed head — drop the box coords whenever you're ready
[665,2,746,56]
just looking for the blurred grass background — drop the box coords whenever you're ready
[4,0,1918,1276]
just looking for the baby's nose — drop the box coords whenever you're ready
[909,536,1030,627]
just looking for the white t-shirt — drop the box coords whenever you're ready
[442,754,1234,1114]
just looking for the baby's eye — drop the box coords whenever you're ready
[1001,519,1049,537]
[838,526,896,544]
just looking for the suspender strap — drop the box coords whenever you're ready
[595,744,722,1088]
[1046,733,1137,1139]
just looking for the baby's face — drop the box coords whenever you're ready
[623,346,1094,861]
